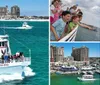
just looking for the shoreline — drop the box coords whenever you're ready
[0,19,49,22]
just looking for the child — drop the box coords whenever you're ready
[68,15,79,33]
[50,11,71,41]
[69,5,81,15]
[77,14,93,30]
[50,0,62,24]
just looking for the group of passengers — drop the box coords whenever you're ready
[0,51,24,63]
[50,0,93,41]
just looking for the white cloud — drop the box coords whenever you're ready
[61,0,100,27]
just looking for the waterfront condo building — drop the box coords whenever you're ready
[0,6,8,18]
[71,46,89,61]
[0,5,20,19]
[11,5,20,18]
[50,45,64,62]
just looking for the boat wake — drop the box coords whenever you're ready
[0,67,35,83]
[0,26,33,29]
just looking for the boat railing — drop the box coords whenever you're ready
[0,57,31,64]
[58,25,78,42]
[13,57,31,63]
[24,57,31,62]
[0,35,9,39]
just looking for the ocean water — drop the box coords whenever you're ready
[0,21,49,85]
[51,73,100,85]
[75,26,100,41]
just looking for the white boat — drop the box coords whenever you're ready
[81,66,94,71]
[0,35,31,77]
[81,71,94,75]
[78,74,96,81]
[16,22,32,29]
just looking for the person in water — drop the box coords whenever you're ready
[50,11,71,41]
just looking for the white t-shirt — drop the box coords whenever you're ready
[50,5,55,17]
[70,9,76,14]
[50,5,61,17]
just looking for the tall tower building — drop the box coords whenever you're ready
[0,5,8,16]
[71,46,89,61]
[50,45,64,62]
[11,5,20,17]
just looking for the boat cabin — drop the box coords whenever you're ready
[82,75,93,79]
[0,35,11,59]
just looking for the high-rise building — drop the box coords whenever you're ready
[50,45,64,62]
[71,46,89,61]
[11,5,20,17]
[0,6,8,17]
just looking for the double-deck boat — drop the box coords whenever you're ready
[0,35,32,78]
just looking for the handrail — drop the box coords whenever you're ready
[0,57,31,64]
[0,35,9,38]
[59,25,78,42]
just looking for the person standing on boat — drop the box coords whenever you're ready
[4,54,9,63]
[19,52,24,61]
[50,11,71,41]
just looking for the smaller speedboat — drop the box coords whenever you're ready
[17,22,32,29]
[77,74,96,81]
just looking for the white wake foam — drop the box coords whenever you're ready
[0,26,33,29]
[0,66,35,83]
[24,67,36,77]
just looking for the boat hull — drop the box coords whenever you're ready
[16,26,32,29]
[0,65,24,75]
[77,77,96,81]
[0,61,31,75]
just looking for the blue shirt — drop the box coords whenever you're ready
[51,18,66,40]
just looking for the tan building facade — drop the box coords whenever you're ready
[50,46,64,62]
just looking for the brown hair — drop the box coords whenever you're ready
[77,14,82,18]
[51,0,61,4]
[71,15,79,20]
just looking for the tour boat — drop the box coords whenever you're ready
[0,35,32,78]
[77,74,96,81]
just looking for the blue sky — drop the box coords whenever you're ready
[51,43,100,57]
[0,0,49,16]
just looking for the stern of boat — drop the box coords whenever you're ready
[22,57,31,66]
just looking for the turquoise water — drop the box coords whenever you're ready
[75,26,100,41]
[51,73,100,85]
[0,21,49,85]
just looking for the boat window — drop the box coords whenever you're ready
[4,41,7,47]
[2,42,5,46]
[0,42,1,47]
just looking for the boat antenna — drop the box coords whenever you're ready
[10,36,31,58]
[3,23,6,35]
